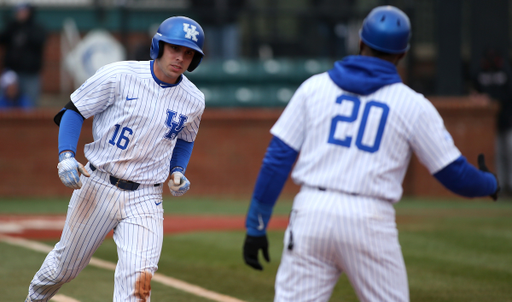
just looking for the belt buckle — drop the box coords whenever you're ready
[115,178,121,188]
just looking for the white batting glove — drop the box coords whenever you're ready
[57,151,90,189]
[168,168,190,196]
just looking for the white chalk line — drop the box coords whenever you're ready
[0,217,66,233]
[1,235,246,302]
[51,294,81,302]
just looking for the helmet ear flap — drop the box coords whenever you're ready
[187,53,203,72]
[157,41,164,59]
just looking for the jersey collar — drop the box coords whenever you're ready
[150,60,182,88]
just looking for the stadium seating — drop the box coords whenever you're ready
[186,58,335,107]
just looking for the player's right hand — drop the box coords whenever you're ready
[57,151,90,189]
[243,234,270,270]
[477,153,500,201]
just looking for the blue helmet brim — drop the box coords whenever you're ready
[154,35,205,57]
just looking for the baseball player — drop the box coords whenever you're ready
[243,6,499,302]
[25,16,205,302]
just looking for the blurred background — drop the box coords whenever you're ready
[0,0,508,198]
[0,0,509,107]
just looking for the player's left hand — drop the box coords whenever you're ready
[477,153,500,201]
[168,171,190,196]
[243,234,270,270]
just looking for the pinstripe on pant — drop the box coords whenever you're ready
[275,186,408,302]
[27,164,164,302]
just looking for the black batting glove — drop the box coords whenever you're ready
[243,234,270,270]
[477,153,500,201]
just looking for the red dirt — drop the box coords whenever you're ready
[0,214,290,239]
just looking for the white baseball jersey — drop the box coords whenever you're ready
[271,72,461,202]
[71,60,204,184]
[27,60,205,302]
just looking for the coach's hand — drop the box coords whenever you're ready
[57,151,90,189]
[478,153,500,201]
[168,168,190,196]
[243,234,270,270]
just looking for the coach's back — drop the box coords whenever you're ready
[271,56,460,202]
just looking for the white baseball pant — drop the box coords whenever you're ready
[27,163,164,302]
[274,186,409,302]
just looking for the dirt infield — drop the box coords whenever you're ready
[0,215,290,239]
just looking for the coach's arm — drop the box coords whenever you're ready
[433,154,499,200]
[243,136,298,270]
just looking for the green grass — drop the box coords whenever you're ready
[1,197,512,301]
[0,240,215,302]
[396,199,512,302]
[0,196,294,215]
[1,195,509,215]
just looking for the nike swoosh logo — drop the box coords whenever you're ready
[126,96,138,101]
[257,214,264,230]
[155,201,162,206]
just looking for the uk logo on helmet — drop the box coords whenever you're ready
[183,23,199,42]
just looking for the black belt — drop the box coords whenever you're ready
[89,163,160,191]
[318,187,359,196]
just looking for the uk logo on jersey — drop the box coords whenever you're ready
[183,23,199,42]
[164,110,188,140]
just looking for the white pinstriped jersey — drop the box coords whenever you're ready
[71,60,205,185]
[271,72,461,202]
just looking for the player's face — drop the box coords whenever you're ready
[154,43,195,84]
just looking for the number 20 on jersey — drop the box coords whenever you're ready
[328,94,389,153]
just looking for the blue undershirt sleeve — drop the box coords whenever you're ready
[170,139,194,173]
[433,155,498,197]
[246,136,299,236]
[58,109,85,155]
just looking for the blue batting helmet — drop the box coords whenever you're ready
[359,6,411,54]
[150,16,205,72]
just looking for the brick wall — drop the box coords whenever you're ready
[403,96,498,198]
[0,97,498,199]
